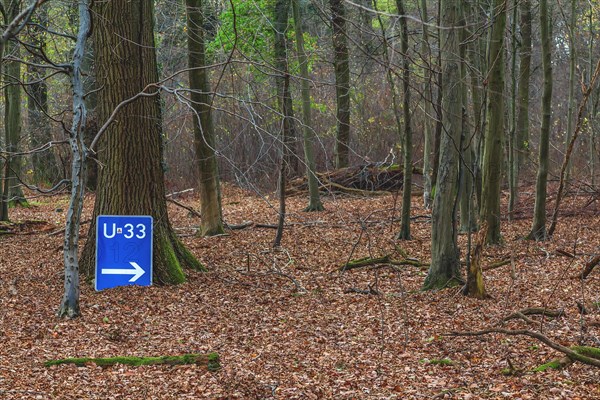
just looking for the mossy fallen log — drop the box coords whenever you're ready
[45,353,220,371]
[534,346,600,372]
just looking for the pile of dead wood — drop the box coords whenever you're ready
[287,164,422,196]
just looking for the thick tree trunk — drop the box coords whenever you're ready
[292,0,323,212]
[81,0,203,283]
[330,0,351,169]
[480,0,506,244]
[423,0,463,291]
[527,0,552,241]
[185,0,225,236]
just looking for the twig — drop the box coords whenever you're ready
[167,198,202,219]
[446,328,600,368]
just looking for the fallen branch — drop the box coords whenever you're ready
[45,353,220,371]
[167,198,202,219]
[502,307,564,322]
[482,259,511,271]
[340,255,428,272]
[445,328,600,368]
[47,219,91,237]
[344,285,380,295]
[225,221,254,230]
[580,254,600,279]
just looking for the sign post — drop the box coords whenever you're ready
[95,215,153,291]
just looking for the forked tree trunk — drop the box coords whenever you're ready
[330,0,351,169]
[185,0,225,236]
[527,0,552,241]
[480,0,506,244]
[423,0,463,291]
[81,0,203,283]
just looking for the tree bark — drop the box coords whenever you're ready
[81,0,203,283]
[292,0,323,212]
[396,0,412,240]
[58,0,91,319]
[423,0,463,290]
[528,0,552,241]
[480,0,506,245]
[185,0,225,236]
[330,0,351,169]
[420,0,434,209]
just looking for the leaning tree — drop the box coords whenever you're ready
[81,0,202,283]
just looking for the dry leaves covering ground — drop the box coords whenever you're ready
[0,184,599,399]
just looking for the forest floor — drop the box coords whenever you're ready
[0,183,599,399]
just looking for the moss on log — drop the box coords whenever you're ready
[45,353,220,371]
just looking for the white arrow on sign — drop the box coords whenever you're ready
[101,261,145,282]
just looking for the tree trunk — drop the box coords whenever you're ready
[507,0,518,216]
[28,7,58,188]
[423,0,463,291]
[396,0,412,240]
[480,0,506,244]
[514,0,532,203]
[273,0,293,247]
[459,22,477,233]
[420,0,434,209]
[58,0,91,319]
[292,0,323,212]
[330,0,351,169]
[564,0,577,185]
[527,0,552,241]
[81,0,203,283]
[3,0,26,207]
[185,0,225,236]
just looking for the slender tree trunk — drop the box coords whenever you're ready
[396,0,413,240]
[480,0,506,244]
[515,0,532,188]
[4,0,26,207]
[459,19,477,233]
[292,0,323,212]
[589,5,596,188]
[431,1,443,193]
[28,7,58,187]
[81,0,203,282]
[423,0,463,291]
[58,0,91,319]
[507,0,518,216]
[527,0,552,241]
[273,0,293,247]
[330,0,351,169]
[564,0,577,185]
[185,0,225,236]
[420,0,434,209]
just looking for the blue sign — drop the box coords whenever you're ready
[95,215,153,291]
